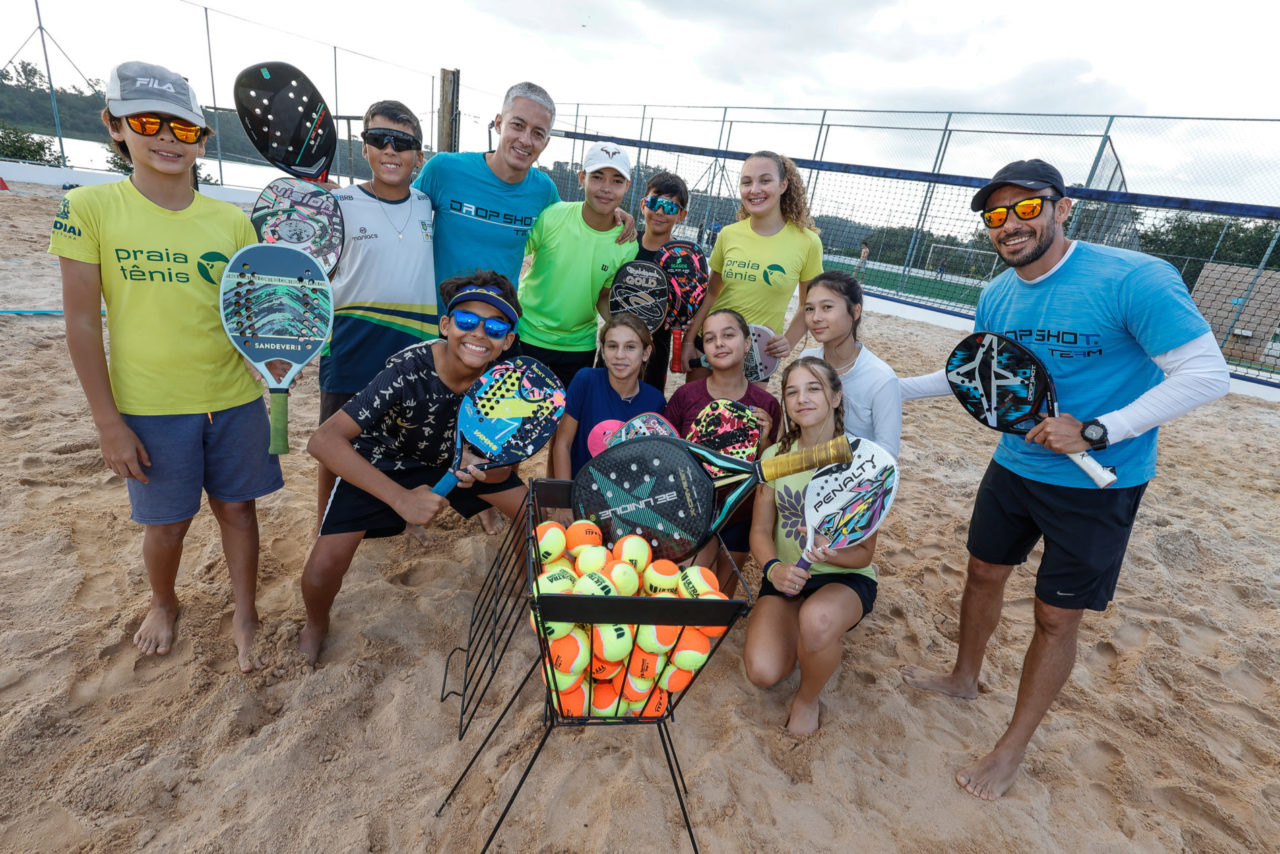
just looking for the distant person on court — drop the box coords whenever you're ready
[681,151,823,380]
[52,61,282,672]
[856,240,869,278]
[634,170,691,391]
[316,100,435,524]
[517,142,639,390]
[299,273,529,664]
[897,159,1229,800]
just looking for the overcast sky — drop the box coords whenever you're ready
[7,0,1279,202]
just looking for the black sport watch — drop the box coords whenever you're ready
[1081,419,1109,451]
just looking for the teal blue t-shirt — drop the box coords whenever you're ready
[975,241,1211,489]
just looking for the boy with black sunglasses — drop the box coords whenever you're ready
[316,101,437,522]
[634,170,690,391]
[52,61,282,673]
[298,271,528,664]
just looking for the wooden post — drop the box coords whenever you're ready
[438,69,460,153]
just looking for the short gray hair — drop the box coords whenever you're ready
[502,82,555,126]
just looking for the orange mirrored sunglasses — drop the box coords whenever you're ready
[125,113,206,144]
[981,196,1063,228]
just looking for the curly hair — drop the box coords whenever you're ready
[774,356,846,455]
[735,150,816,231]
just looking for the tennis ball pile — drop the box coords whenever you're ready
[532,519,721,718]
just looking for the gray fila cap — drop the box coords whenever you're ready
[106,61,205,127]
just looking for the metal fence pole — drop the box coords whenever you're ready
[32,0,65,166]
[901,112,953,292]
[1218,222,1280,349]
[202,5,224,185]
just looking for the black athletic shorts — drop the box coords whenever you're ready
[518,341,595,392]
[319,391,355,424]
[320,464,524,539]
[759,569,877,626]
[966,461,1147,611]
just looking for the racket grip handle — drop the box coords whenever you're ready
[431,472,458,496]
[670,328,685,374]
[1070,452,1117,488]
[267,388,290,455]
[758,436,853,482]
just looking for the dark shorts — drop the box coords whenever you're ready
[319,390,355,424]
[320,464,524,539]
[121,398,283,525]
[966,461,1147,611]
[759,568,877,622]
[643,328,671,393]
[519,341,596,392]
[718,518,751,554]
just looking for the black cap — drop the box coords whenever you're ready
[970,159,1067,211]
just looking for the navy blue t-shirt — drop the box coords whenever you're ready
[566,367,666,476]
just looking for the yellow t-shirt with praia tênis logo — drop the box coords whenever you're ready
[709,219,823,335]
[49,179,262,415]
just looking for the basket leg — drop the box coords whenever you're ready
[436,657,538,817]
[657,720,699,853]
[480,720,556,853]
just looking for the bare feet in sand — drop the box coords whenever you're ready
[232,610,262,673]
[956,745,1023,800]
[134,599,179,657]
[786,696,820,735]
[298,620,327,665]
[478,506,505,536]
[405,523,430,545]
[899,665,979,700]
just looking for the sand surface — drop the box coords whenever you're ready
[2,180,1278,853]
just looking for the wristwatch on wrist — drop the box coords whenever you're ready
[1081,419,1109,451]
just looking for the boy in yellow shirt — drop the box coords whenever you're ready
[51,61,282,673]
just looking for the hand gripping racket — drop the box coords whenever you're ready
[657,240,710,374]
[234,62,336,182]
[687,398,761,478]
[220,244,333,454]
[571,434,855,562]
[251,177,344,275]
[432,356,566,495]
[794,436,898,572]
[689,323,779,381]
[604,412,679,448]
[608,260,669,331]
[946,331,1117,488]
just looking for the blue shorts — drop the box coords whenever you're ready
[121,398,284,525]
[966,461,1147,611]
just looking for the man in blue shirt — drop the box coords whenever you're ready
[898,159,1229,801]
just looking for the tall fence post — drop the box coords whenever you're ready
[626,104,647,214]
[1218,222,1280,350]
[1068,115,1116,240]
[900,112,953,293]
[32,0,65,166]
[806,109,827,210]
[201,6,224,185]
[437,69,460,153]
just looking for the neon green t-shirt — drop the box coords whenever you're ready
[761,443,875,581]
[517,201,638,352]
[49,179,261,415]
[709,220,823,334]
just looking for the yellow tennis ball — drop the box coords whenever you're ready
[635,617,680,655]
[529,608,573,640]
[534,567,576,596]
[556,683,587,717]
[620,671,656,703]
[543,556,577,577]
[642,559,681,596]
[574,544,611,578]
[601,560,640,597]
[566,520,603,557]
[591,622,635,662]
[697,590,730,638]
[613,535,652,572]
[536,520,567,563]
[634,687,670,718]
[669,628,711,672]
[590,655,623,681]
[573,571,617,597]
[588,680,625,717]
[542,658,584,693]
[656,663,694,693]
[677,565,719,598]
[549,626,591,676]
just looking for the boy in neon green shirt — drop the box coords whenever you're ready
[517,142,638,389]
[51,61,282,673]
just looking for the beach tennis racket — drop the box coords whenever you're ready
[608,260,668,331]
[946,332,1117,488]
[251,177,344,275]
[586,419,624,457]
[688,323,779,382]
[233,62,336,182]
[605,412,679,448]
[571,434,855,562]
[657,240,710,374]
[687,399,761,478]
[220,244,333,454]
[794,437,898,573]
[431,356,566,496]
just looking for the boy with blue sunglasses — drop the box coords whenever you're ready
[298,271,527,664]
[634,170,690,391]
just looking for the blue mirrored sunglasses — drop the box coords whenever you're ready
[449,308,512,339]
[643,195,683,215]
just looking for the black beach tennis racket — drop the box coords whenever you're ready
[795,437,898,572]
[657,240,710,374]
[233,62,336,182]
[432,357,566,495]
[571,434,855,562]
[251,177,344,275]
[946,331,1116,488]
[220,244,333,454]
[608,260,668,331]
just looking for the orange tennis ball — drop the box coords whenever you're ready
[556,683,587,717]
[536,520,567,563]
[627,646,667,681]
[634,687,669,718]
[565,520,603,557]
[588,680,625,717]
[636,619,680,655]
[612,535,652,572]
[642,559,681,596]
[656,663,694,693]
[574,544,611,578]
[590,655,623,681]
[542,658,584,693]
[697,590,730,637]
[677,565,719,598]
[669,628,711,672]
[620,671,656,703]
[601,560,640,597]
[549,626,591,676]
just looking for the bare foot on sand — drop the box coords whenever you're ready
[405,524,430,546]
[786,696,820,736]
[899,665,978,700]
[134,600,179,656]
[299,620,327,665]
[233,610,262,673]
[478,506,505,536]
[956,745,1023,800]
